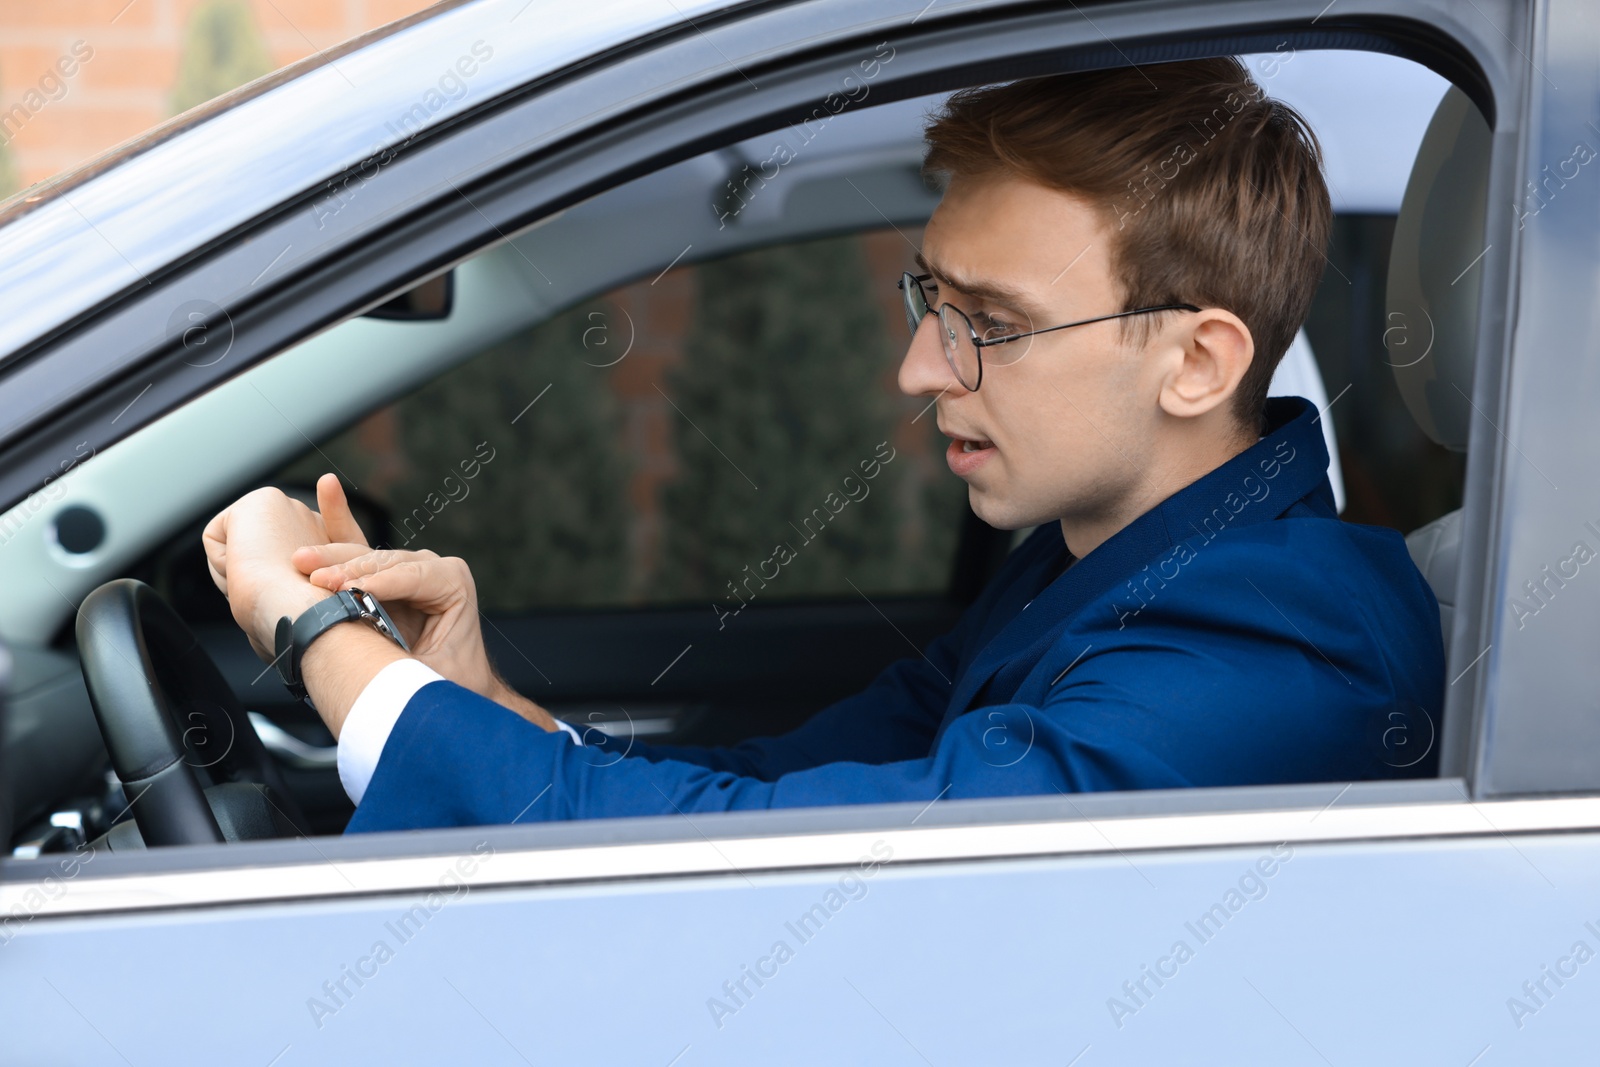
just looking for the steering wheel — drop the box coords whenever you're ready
[76,579,310,847]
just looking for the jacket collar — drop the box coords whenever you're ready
[944,396,1334,717]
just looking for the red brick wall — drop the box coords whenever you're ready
[0,0,433,189]
[603,267,697,593]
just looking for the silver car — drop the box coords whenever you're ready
[1,0,1595,1062]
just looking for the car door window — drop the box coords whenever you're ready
[273,228,966,612]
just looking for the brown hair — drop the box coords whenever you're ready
[921,57,1331,431]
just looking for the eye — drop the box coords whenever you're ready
[976,312,1018,339]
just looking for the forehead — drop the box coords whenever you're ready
[920,174,1115,308]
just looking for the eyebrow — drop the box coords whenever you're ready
[913,251,1048,322]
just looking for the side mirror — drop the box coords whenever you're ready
[364,271,453,321]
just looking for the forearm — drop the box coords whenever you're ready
[483,669,561,733]
[299,624,562,741]
[300,623,411,739]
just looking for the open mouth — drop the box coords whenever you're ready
[941,424,997,475]
[945,432,997,475]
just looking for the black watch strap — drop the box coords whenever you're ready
[273,588,409,702]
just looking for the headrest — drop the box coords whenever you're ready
[1384,87,1492,453]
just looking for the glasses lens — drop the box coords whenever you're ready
[980,326,1033,369]
[938,304,981,390]
[900,273,928,336]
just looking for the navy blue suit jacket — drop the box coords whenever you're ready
[346,397,1445,832]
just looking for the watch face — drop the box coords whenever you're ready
[368,599,410,652]
[348,587,409,652]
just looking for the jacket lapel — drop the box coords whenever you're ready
[937,396,1333,734]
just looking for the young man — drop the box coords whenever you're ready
[204,58,1444,831]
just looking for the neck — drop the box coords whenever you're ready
[1057,420,1257,558]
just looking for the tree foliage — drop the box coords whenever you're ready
[171,0,273,115]
[278,234,965,615]
[0,60,18,199]
[655,234,908,603]
[280,305,632,613]
[0,138,17,201]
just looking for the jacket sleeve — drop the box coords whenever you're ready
[341,667,1193,833]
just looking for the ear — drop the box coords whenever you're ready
[1156,309,1253,420]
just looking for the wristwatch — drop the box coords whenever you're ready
[274,587,410,703]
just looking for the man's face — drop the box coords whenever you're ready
[898,173,1167,533]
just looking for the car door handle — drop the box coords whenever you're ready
[248,712,338,770]
[552,704,689,739]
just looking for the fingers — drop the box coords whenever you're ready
[293,541,372,582]
[317,473,370,549]
[201,506,230,594]
[312,550,473,612]
[304,547,417,588]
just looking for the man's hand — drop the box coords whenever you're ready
[291,478,559,731]
[293,544,500,700]
[202,484,338,661]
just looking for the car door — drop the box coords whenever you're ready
[3,0,1599,1063]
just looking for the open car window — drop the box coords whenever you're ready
[268,228,966,614]
[8,42,1485,852]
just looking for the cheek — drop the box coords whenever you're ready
[1077,343,1148,427]
[991,386,1064,474]
[1030,363,1144,475]
[1005,341,1127,434]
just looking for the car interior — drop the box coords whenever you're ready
[0,46,1489,856]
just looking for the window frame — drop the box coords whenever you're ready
[1465,0,1600,797]
[0,0,1548,903]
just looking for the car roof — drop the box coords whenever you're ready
[0,0,1450,366]
[0,0,747,363]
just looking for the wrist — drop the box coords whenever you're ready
[256,577,332,646]
[301,625,411,739]
[276,587,412,738]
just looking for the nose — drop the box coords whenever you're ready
[897,311,968,400]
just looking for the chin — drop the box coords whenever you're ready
[967,490,1035,532]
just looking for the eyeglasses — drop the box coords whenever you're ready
[897,271,1201,391]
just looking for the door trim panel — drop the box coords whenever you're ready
[8,788,1597,920]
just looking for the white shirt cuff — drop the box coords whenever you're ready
[337,659,581,806]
